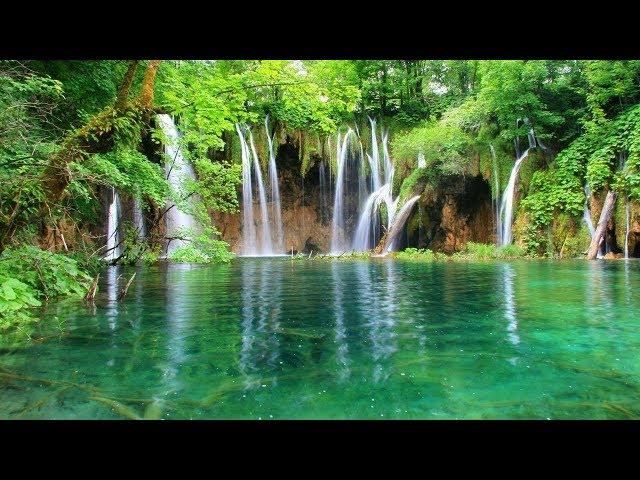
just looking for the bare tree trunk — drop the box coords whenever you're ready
[587,190,616,260]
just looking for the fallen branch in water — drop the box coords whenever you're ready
[117,272,136,301]
[84,274,99,301]
[90,396,142,420]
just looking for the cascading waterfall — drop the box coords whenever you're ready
[329,118,417,254]
[618,152,631,259]
[582,184,596,238]
[490,145,502,246]
[158,114,198,256]
[236,123,275,255]
[498,149,529,246]
[625,199,630,259]
[330,129,358,252]
[498,124,539,246]
[265,116,284,252]
[417,151,426,169]
[104,186,122,261]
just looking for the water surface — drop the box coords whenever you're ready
[1,258,639,419]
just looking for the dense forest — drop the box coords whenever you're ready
[2,60,640,332]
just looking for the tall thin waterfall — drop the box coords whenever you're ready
[618,152,630,259]
[498,149,529,246]
[625,199,630,259]
[330,129,357,252]
[236,123,275,255]
[582,184,596,238]
[158,114,198,256]
[104,186,122,261]
[490,145,502,246]
[265,116,284,251]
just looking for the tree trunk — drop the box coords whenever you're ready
[587,190,616,260]
[115,61,139,109]
[138,60,161,110]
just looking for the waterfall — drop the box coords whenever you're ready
[330,129,357,252]
[490,145,501,246]
[132,196,146,241]
[104,186,122,261]
[158,114,198,256]
[236,123,275,255]
[352,184,390,251]
[265,116,284,252]
[498,149,530,246]
[417,151,426,169]
[583,184,596,238]
[328,119,417,254]
[625,198,630,259]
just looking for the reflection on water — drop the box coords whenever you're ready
[2,259,640,420]
[331,262,350,381]
[501,263,520,347]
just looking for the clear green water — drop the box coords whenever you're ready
[1,258,639,419]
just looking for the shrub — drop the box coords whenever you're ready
[0,246,92,331]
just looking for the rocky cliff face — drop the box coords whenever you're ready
[403,174,494,253]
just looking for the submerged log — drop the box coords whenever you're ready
[587,190,616,260]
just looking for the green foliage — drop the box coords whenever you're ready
[462,242,525,260]
[167,226,235,264]
[0,246,92,330]
[395,244,525,261]
[395,248,439,261]
[392,122,473,175]
[73,147,168,206]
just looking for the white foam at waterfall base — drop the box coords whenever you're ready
[157,114,199,256]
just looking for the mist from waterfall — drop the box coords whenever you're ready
[104,186,122,261]
[158,114,199,256]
